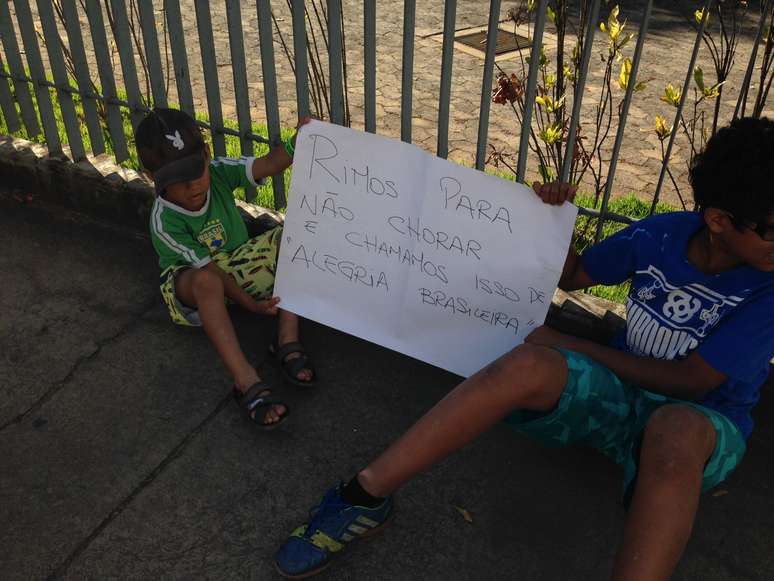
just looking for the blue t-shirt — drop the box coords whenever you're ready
[582,212,774,438]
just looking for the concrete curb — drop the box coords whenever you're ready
[0,135,154,230]
[0,134,285,233]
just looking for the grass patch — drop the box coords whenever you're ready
[0,68,290,209]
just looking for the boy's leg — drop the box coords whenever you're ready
[216,228,313,383]
[274,343,570,577]
[612,404,716,581]
[358,343,569,497]
[175,267,285,422]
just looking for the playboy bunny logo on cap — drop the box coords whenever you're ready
[165,130,185,150]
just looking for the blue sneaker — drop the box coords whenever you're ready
[274,484,394,578]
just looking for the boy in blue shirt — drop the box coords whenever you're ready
[275,117,774,579]
[136,108,316,431]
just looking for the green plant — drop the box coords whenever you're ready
[491,2,647,208]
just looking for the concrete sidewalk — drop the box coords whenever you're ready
[1,194,773,581]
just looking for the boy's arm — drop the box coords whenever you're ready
[251,117,313,183]
[557,245,595,291]
[526,326,727,399]
[203,262,280,315]
[251,144,293,182]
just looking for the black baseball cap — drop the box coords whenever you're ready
[135,108,207,196]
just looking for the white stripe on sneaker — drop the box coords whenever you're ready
[355,515,379,528]
[347,524,368,535]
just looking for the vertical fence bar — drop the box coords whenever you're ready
[327,0,344,125]
[110,0,149,131]
[84,0,129,162]
[137,0,168,108]
[225,1,255,200]
[595,0,653,241]
[36,0,86,161]
[475,0,502,169]
[0,55,21,134]
[292,0,310,119]
[13,0,62,154]
[401,0,416,143]
[61,0,106,155]
[0,0,39,137]
[516,0,549,181]
[437,0,457,158]
[257,0,287,208]
[650,0,713,215]
[560,0,601,182]
[164,0,195,115]
[194,0,226,156]
[225,1,253,153]
[0,67,20,134]
[734,0,771,119]
[364,0,376,133]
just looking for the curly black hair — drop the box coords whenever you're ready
[690,117,774,225]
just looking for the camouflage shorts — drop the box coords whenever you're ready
[504,348,746,507]
[159,227,282,326]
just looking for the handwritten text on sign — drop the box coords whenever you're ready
[274,121,578,377]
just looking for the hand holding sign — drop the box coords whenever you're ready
[274,120,578,377]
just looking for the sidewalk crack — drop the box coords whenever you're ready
[0,298,158,432]
[45,392,232,581]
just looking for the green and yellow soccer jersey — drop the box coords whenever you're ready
[149,156,265,271]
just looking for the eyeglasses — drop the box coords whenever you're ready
[752,222,774,242]
[723,211,774,242]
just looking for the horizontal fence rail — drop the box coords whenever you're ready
[0,0,770,225]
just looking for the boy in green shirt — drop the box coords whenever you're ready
[136,108,314,430]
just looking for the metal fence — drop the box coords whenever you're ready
[0,0,772,237]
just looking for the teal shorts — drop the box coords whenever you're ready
[504,349,746,506]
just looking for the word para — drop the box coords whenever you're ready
[290,243,389,291]
[419,288,519,334]
[440,176,513,234]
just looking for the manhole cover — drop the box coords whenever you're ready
[455,28,531,56]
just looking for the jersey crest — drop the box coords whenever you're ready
[197,219,227,253]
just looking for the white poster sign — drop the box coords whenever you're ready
[274,121,578,377]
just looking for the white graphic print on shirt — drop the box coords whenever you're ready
[625,265,743,360]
